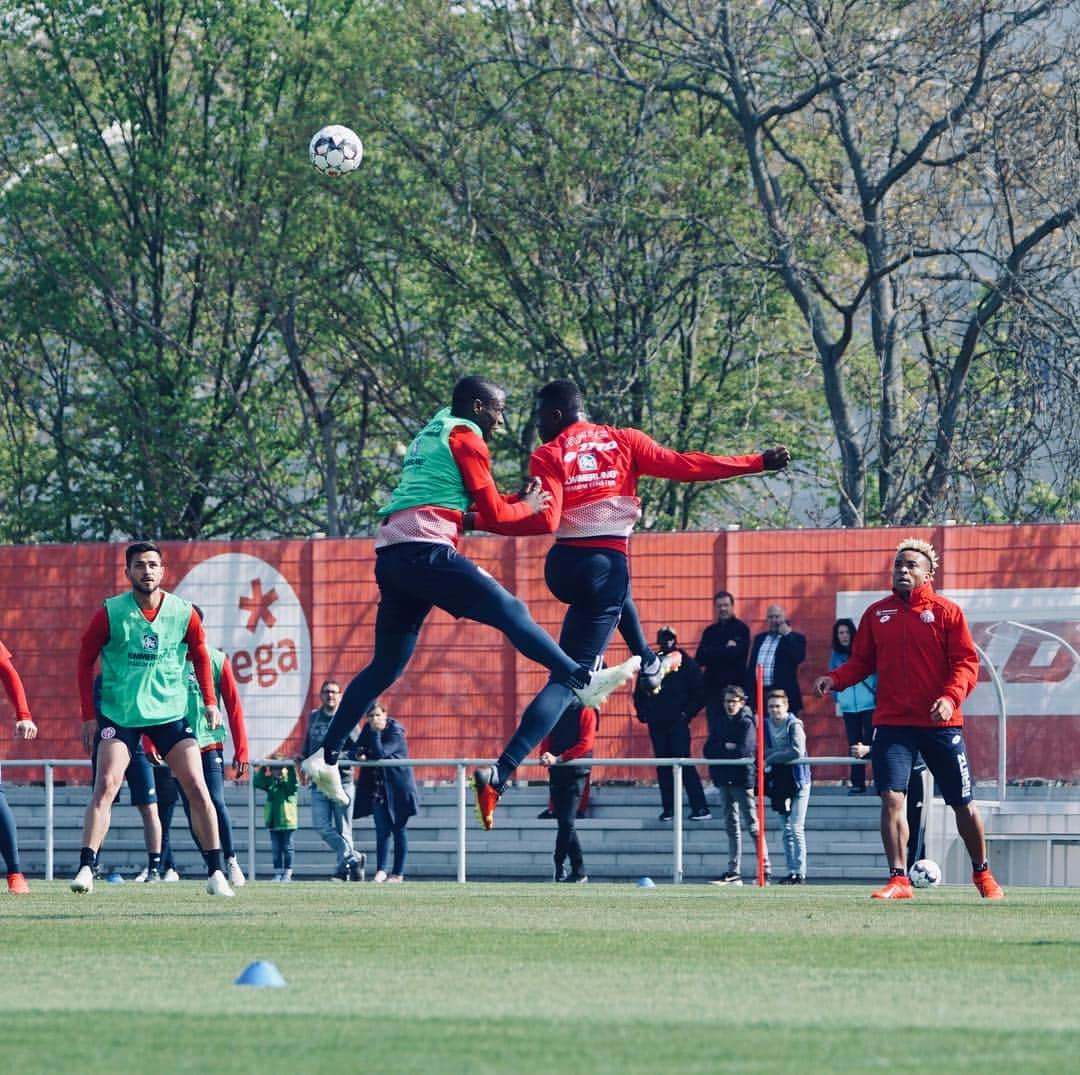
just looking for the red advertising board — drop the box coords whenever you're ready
[1,524,1077,784]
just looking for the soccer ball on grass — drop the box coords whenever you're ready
[908,858,942,888]
[309,125,363,176]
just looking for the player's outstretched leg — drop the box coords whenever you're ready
[471,655,639,831]
[305,628,419,805]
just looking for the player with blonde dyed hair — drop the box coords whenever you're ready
[895,536,938,574]
[814,537,1004,900]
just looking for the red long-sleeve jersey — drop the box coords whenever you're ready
[539,705,597,762]
[484,422,766,551]
[77,604,216,723]
[827,583,979,728]
[0,640,32,721]
[213,657,249,763]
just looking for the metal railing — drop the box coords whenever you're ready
[3,754,865,884]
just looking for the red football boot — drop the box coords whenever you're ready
[472,767,502,831]
[871,875,913,900]
[972,868,1005,900]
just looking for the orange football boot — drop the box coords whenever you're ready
[871,875,913,900]
[972,868,1005,900]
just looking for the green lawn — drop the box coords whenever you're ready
[2,881,1078,1074]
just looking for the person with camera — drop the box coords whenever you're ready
[633,626,711,823]
[353,701,419,882]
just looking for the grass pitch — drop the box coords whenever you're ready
[2,881,1078,1074]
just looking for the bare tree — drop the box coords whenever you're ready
[568,0,1080,524]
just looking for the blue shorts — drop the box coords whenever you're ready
[871,725,973,807]
[96,716,196,769]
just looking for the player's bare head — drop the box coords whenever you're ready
[535,379,584,441]
[893,537,937,593]
[451,376,506,439]
[124,541,164,595]
[125,540,162,570]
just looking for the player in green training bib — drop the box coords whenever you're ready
[72,541,236,897]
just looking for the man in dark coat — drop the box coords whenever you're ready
[695,591,751,723]
[633,627,710,822]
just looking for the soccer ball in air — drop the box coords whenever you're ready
[309,125,363,176]
[908,859,942,888]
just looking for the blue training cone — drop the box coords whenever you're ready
[235,960,287,988]
[637,876,656,888]
[105,870,125,884]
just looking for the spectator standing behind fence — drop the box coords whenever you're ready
[814,537,1004,901]
[748,605,806,715]
[540,702,595,883]
[632,626,711,823]
[353,702,418,883]
[830,617,877,795]
[764,689,811,885]
[695,592,751,726]
[1,640,35,894]
[705,684,769,885]
[253,758,299,882]
[299,680,365,882]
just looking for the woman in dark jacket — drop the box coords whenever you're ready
[352,701,420,882]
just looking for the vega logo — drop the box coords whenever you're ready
[175,553,311,759]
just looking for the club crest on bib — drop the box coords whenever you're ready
[141,633,159,653]
[578,452,598,472]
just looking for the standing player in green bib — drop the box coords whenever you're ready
[73,541,235,896]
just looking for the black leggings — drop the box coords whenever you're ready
[550,770,589,871]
